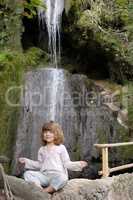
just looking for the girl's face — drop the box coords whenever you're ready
[43,131,55,144]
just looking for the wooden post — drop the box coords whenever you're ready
[102,147,109,177]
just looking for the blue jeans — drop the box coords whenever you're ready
[24,170,68,191]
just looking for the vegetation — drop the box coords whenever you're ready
[127,82,133,132]
[63,0,133,82]
[0,0,48,160]
[0,0,45,49]
[0,47,48,160]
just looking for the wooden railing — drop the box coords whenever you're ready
[94,142,133,177]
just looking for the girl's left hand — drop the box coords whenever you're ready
[18,157,26,164]
[80,161,88,168]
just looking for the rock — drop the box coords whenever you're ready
[103,103,120,112]
[108,173,133,200]
[1,173,133,200]
[0,190,6,200]
[52,178,112,200]
[7,176,51,200]
[117,109,128,129]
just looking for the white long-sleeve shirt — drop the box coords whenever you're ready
[24,144,82,177]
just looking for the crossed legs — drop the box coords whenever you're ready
[23,170,68,193]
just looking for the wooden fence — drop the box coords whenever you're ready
[94,142,133,177]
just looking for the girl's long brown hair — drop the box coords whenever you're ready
[41,121,64,145]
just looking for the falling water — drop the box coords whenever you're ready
[38,0,64,67]
[37,1,65,126]
[45,68,65,121]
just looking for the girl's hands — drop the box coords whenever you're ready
[80,161,88,168]
[18,157,26,165]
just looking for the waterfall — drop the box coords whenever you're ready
[13,0,66,174]
[38,0,64,67]
[44,68,65,121]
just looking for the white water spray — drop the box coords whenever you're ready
[38,0,64,67]
[46,68,65,121]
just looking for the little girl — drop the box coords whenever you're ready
[19,121,88,193]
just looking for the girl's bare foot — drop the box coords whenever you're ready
[43,186,56,193]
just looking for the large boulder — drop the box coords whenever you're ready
[1,173,133,200]
[52,174,133,200]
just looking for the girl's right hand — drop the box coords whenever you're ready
[80,161,88,168]
[18,157,26,164]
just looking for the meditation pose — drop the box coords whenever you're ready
[19,121,88,193]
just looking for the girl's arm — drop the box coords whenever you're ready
[60,145,87,171]
[19,147,43,170]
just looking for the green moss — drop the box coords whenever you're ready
[0,0,23,50]
[127,82,133,131]
[96,128,109,144]
[84,79,95,89]
[112,125,132,162]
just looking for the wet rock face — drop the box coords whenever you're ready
[12,68,123,177]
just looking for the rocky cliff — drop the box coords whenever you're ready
[12,68,130,178]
